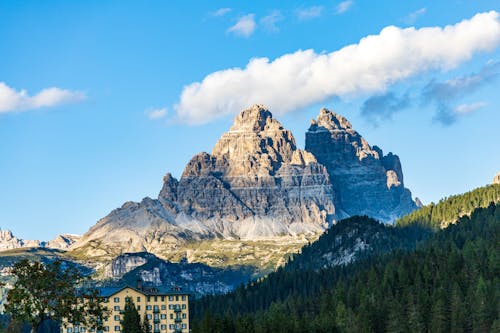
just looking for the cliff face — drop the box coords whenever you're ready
[494,172,500,184]
[70,105,416,261]
[305,108,416,222]
[176,105,337,239]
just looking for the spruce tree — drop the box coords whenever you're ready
[122,297,142,333]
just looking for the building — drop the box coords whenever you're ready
[62,284,189,333]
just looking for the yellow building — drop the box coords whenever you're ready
[62,284,189,333]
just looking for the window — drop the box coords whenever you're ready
[170,314,173,319]
[175,296,179,301]
[168,304,172,309]
[161,296,165,302]
[114,326,120,331]
[181,324,187,329]
[181,295,186,301]
[161,305,166,310]
[182,313,186,319]
[104,327,109,332]
[169,325,174,330]
[146,305,152,310]
[146,314,152,320]
[103,298,109,303]
[161,324,166,330]
[137,296,141,302]
[160,314,166,319]
[114,315,120,321]
[181,304,186,309]
[67,328,73,333]
[114,306,120,311]
[147,296,151,302]
[154,296,157,302]
[113,297,120,303]
[168,296,173,301]
[137,305,141,311]
[81,329,87,333]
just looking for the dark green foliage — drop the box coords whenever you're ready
[141,313,151,333]
[4,260,108,333]
[122,297,142,333]
[191,203,500,333]
[396,184,500,229]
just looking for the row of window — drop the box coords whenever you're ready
[112,303,186,312]
[111,313,186,321]
[66,323,188,333]
[111,295,186,303]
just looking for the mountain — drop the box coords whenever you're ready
[191,203,500,333]
[396,183,500,229]
[284,216,430,271]
[70,104,416,268]
[305,109,416,221]
[100,252,254,297]
[0,230,80,251]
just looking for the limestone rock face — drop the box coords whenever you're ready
[177,104,337,238]
[494,172,500,184]
[46,234,81,250]
[70,104,416,260]
[0,230,80,251]
[305,108,416,222]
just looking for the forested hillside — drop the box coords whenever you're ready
[191,203,500,333]
[396,184,500,229]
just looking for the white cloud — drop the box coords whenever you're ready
[335,1,353,14]
[211,8,232,17]
[146,107,168,120]
[175,11,500,124]
[403,8,427,24]
[454,102,487,114]
[260,11,284,33]
[227,14,256,37]
[296,6,323,20]
[0,82,86,114]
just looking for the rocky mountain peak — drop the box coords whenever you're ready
[494,172,500,184]
[229,104,275,132]
[310,108,353,131]
[306,107,416,222]
[211,104,297,174]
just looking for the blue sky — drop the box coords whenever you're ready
[1,0,500,240]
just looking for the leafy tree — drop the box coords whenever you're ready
[122,297,142,333]
[4,259,108,333]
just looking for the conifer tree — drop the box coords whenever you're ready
[122,297,142,333]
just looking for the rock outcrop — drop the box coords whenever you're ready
[0,230,80,251]
[305,108,416,221]
[494,172,500,184]
[70,105,416,261]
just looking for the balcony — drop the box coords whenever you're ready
[153,308,160,313]
[153,319,160,324]
[175,317,182,323]
[173,306,181,312]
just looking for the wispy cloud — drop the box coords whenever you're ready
[211,8,232,17]
[146,107,168,120]
[403,8,427,25]
[175,11,500,124]
[296,6,323,20]
[361,92,410,125]
[335,1,353,14]
[0,82,86,114]
[260,11,284,33]
[454,102,487,114]
[227,14,256,37]
[423,61,499,125]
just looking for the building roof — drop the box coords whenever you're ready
[97,285,189,298]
